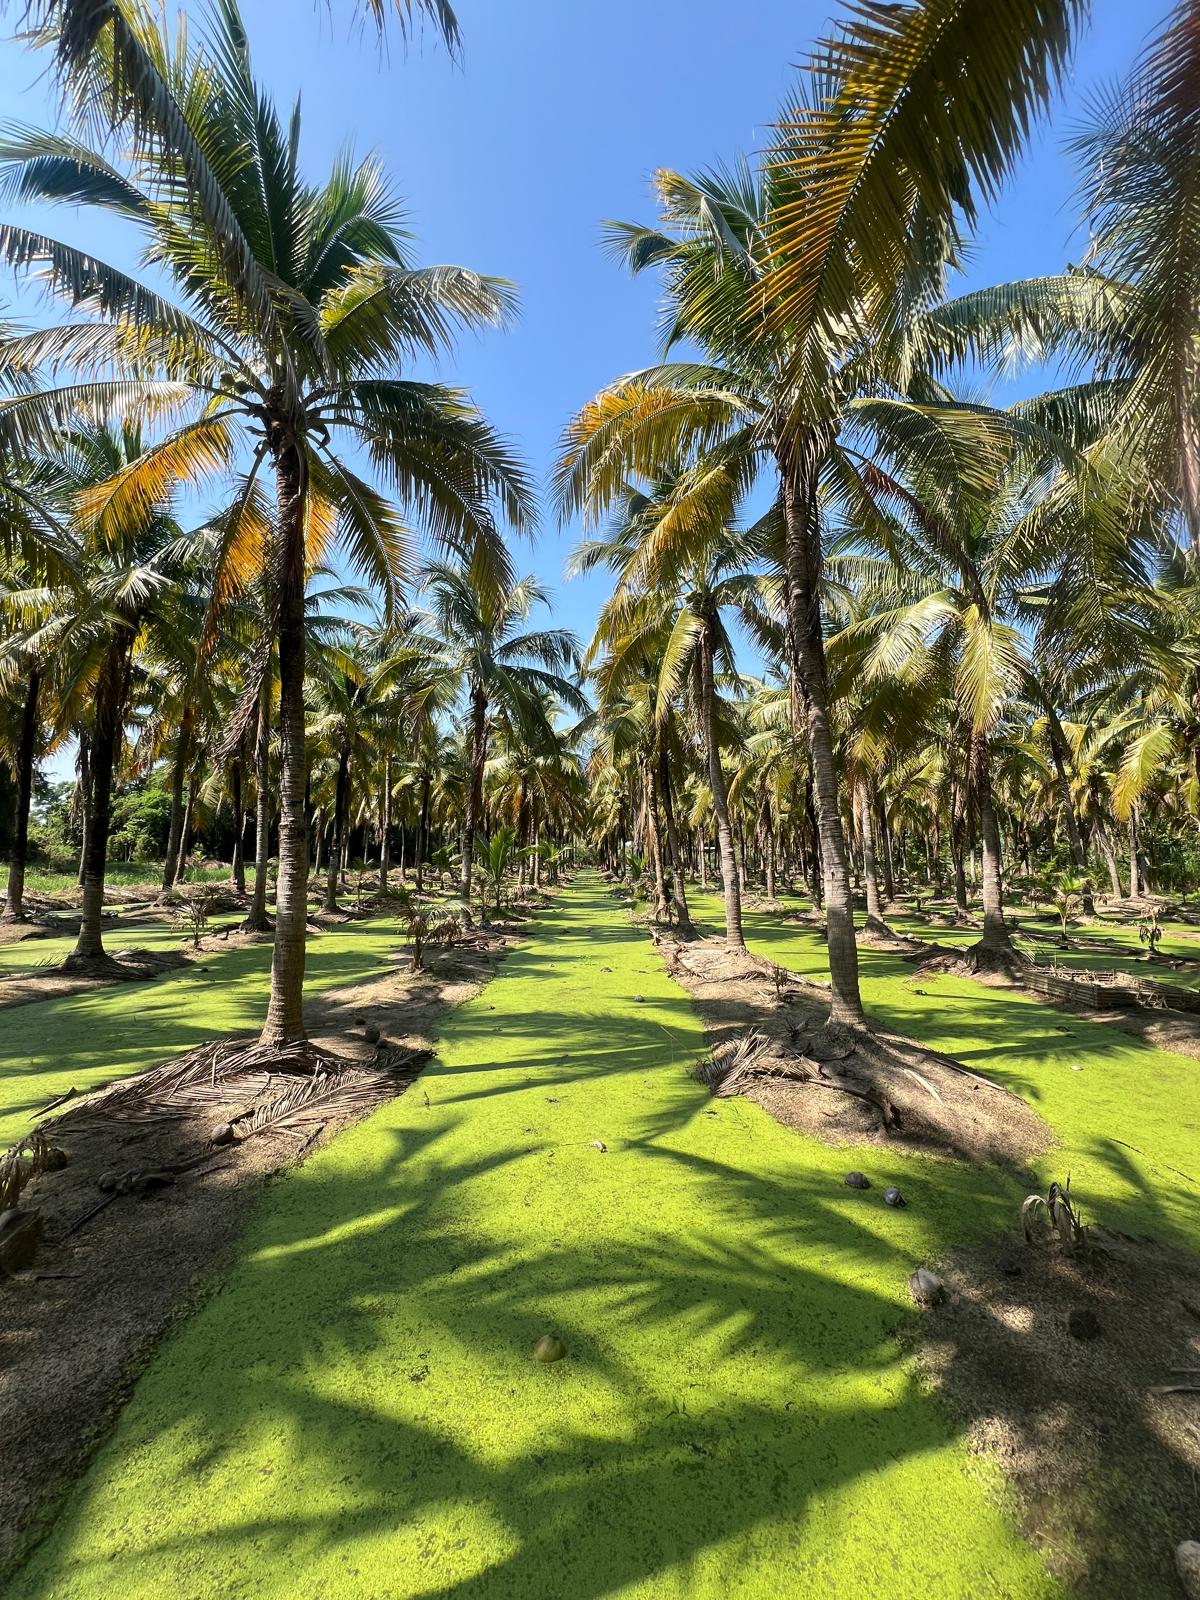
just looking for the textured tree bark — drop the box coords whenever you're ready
[1095,818,1124,898]
[459,685,487,923]
[76,731,91,889]
[244,672,273,931]
[380,751,392,894]
[857,779,890,935]
[975,739,1015,955]
[230,755,245,894]
[161,702,194,889]
[879,796,896,902]
[3,667,41,921]
[260,436,311,1046]
[781,459,862,1022]
[1046,716,1094,913]
[415,770,431,893]
[658,745,693,934]
[644,759,669,921]
[324,746,350,912]
[71,640,128,962]
[699,622,744,950]
[174,768,198,885]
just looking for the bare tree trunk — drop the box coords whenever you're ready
[76,731,91,889]
[780,458,863,1023]
[162,702,194,890]
[975,739,1015,956]
[174,768,198,884]
[879,796,896,901]
[379,752,391,895]
[3,667,40,921]
[1046,716,1094,914]
[459,686,487,923]
[324,746,350,912]
[1095,817,1123,898]
[261,437,311,1047]
[244,672,273,932]
[857,779,890,936]
[70,639,128,963]
[700,624,744,950]
[658,745,693,934]
[416,770,431,893]
[230,755,246,894]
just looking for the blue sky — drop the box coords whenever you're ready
[0,0,1153,669]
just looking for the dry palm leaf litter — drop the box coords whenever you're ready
[655,931,1052,1167]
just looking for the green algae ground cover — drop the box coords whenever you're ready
[697,893,1200,1256]
[0,917,402,1149]
[11,882,1060,1600]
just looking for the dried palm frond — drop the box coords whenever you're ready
[0,1129,53,1211]
[693,1030,770,1096]
[237,1069,395,1142]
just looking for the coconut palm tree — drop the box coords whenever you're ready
[573,463,774,948]
[0,0,533,1042]
[423,564,584,918]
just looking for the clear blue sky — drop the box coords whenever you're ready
[0,0,1152,666]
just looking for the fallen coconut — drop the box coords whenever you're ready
[590,1140,607,1152]
[1177,1541,1200,1600]
[364,1024,381,1044]
[883,1186,906,1208]
[908,1266,945,1306]
[844,1171,870,1190]
[532,1334,566,1363]
[210,1122,235,1147]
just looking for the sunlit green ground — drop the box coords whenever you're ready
[12,878,1065,1600]
[0,916,401,1149]
[7,878,1200,1596]
[694,891,1200,1252]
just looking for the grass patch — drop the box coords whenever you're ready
[10,881,1063,1598]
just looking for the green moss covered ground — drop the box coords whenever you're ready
[0,918,402,1149]
[699,893,1200,1253]
[12,880,1069,1599]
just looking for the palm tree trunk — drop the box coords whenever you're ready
[1046,717,1094,914]
[244,672,273,932]
[781,463,862,1022]
[696,825,707,889]
[857,779,889,936]
[3,667,41,922]
[644,760,670,922]
[76,731,91,889]
[175,769,198,884]
[1096,817,1123,898]
[230,755,246,894]
[879,797,896,902]
[261,440,310,1047]
[975,739,1014,956]
[459,685,487,922]
[699,624,744,950]
[162,702,195,889]
[658,746,693,934]
[324,746,350,912]
[380,752,392,894]
[416,770,431,893]
[1128,811,1140,899]
[71,640,127,962]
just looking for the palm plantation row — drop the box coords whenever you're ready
[2,0,1199,1050]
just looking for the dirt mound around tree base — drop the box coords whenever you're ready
[655,932,1052,1167]
[910,1226,1200,1600]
